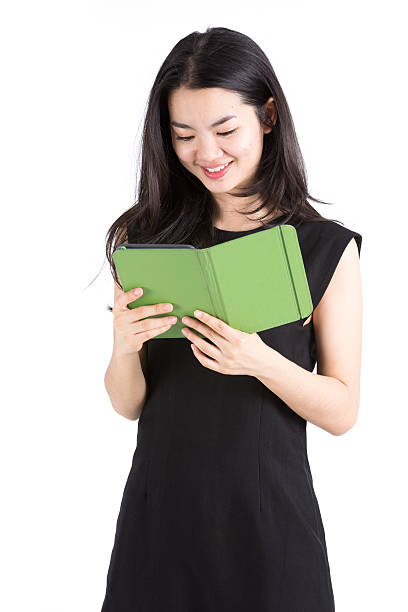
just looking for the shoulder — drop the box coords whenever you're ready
[295,218,362,254]
[292,218,363,311]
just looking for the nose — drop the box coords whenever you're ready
[195,137,226,166]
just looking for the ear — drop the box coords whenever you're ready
[262,96,277,135]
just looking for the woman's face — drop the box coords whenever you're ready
[168,87,275,198]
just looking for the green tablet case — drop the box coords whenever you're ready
[112,224,313,340]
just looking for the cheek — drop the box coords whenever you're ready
[238,136,263,158]
[174,144,195,164]
[231,133,263,159]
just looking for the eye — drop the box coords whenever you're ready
[175,129,237,142]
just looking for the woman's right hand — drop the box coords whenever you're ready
[112,286,177,355]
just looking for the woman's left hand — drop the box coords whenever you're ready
[181,310,269,377]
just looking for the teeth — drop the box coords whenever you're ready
[205,161,231,172]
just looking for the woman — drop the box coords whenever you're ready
[101,27,363,611]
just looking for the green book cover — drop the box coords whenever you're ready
[112,224,313,339]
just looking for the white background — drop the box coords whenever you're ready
[1,1,406,610]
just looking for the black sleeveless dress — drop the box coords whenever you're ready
[100,216,362,612]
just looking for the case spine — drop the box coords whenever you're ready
[277,226,302,320]
[197,250,227,321]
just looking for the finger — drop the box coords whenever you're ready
[190,344,221,373]
[120,287,145,310]
[182,319,226,350]
[192,310,233,340]
[182,328,220,360]
[114,290,174,322]
[134,315,177,335]
[138,320,176,341]
[127,303,175,324]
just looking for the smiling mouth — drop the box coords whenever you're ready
[200,160,234,178]
[201,161,233,171]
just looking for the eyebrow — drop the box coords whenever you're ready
[170,114,237,130]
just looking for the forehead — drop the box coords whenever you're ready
[168,87,246,123]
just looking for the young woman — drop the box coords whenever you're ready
[101,27,363,612]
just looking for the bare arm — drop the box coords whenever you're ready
[255,238,363,435]
[104,347,148,421]
[104,282,148,421]
[104,281,177,420]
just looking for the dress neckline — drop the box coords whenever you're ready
[213,214,286,233]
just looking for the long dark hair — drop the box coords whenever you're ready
[102,26,340,294]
